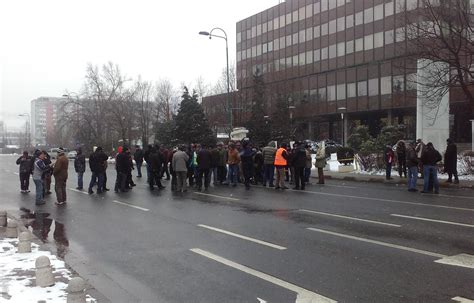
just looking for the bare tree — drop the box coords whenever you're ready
[133,78,155,146]
[155,78,176,121]
[405,0,474,116]
[211,63,237,95]
[194,75,211,99]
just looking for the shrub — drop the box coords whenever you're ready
[337,146,355,165]
[459,151,474,175]
[347,126,372,152]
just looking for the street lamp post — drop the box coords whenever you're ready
[337,107,347,146]
[18,113,30,149]
[199,27,232,136]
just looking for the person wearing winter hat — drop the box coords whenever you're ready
[53,147,68,205]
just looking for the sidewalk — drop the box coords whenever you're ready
[0,211,102,302]
[316,170,474,189]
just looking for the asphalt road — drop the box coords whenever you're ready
[1,155,474,303]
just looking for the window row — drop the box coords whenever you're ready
[238,0,422,43]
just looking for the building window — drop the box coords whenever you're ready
[329,0,337,10]
[274,17,279,30]
[237,32,242,43]
[346,14,354,28]
[257,24,262,36]
[237,51,242,62]
[368,78,379,96]
[385,1,394,16]
[292,10,299,23]
[262,22,268,34]
[314,1,321,14]
[319,87,327,102]
[321,0,329,12]
[355,11,363,26]
[321,23,328,36]
[337,84,346,100]
[306,4,313,17]
[286,13,292,25]
[337,42,345,56]
[396,0,405,13]
[321,47,329,60]
[346,40,354,54]
[392,75,405,92]
[396,27,405,42]
[329,20,337,34]
[286,35,292,46]
[364,7,373,23]
[299,30,306,43]
[374,4,384,21]
[355,38,364,52]
[329,44,336,59]
[280,15,285,28]
[306,27,313,40]
[358,80,368,96]
[252,46,256,57]
[385,30,394,44]
[327,85,336,101]
[268,41,273,51]
[306,51,314,64]
[314,49,321,61]
[280,37,286,49]
[374,32,384,48]
[286,56,292,68]
[256,44,262,56]
[314,25,320,38]
[364,34,374,50]
[347,82,356,98]
[292,33,298,45]
[274,38,280,51]
[407,0,417,10]
[381,76,392,95]
[337,17,345,31]
[299,53,306,66]
[251,26,256,38]
[406,73,417,90]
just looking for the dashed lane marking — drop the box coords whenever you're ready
[391,214,474,228]
[193,192,240,201]
[198,224,287,250]
[190,248,337,303]
[112,200,149,212]
[452,296,474,302]
[307,227,446,258]
[68,188,89,195]
[299,209,401,227]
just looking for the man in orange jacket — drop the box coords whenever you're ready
[274,143,289,190]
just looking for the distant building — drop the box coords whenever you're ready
[31,97,66,146]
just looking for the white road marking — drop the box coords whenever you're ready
[299,209,401,227]
[13,172,19,175]
[193,192,240,201]
[68,188,88,195]
[436,254,474,269]
[307,227,446,258]
[112,200,149,212]
[257,298,267,303]
[391,214,474,228]
[438,193,474,200]
[198,224,287,250]
[190,248,337,303]
[298,190,474,212]
[452,296,474,302]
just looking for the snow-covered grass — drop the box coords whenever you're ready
[0,237,96,302]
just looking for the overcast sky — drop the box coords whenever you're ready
[0,0,279,129]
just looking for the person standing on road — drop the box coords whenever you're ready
[160,146,171,180]
[226,142,241,187]
[444,138,459,184]
[53,148,68,205]
[144,144,153,183]
[304,145,312,185]
[274,143,289,190]
[32,151,48,205]
[149,145,165,190]
[196,143,212,191]
[262,141,277,187]
[420,142,442,194]
[291,142,307,190]
[384,145,395,180]
[216,142,227,184]
[210,145,220,186]
[115,147,129,193]
[315,141,327,184]
[134,145,144,178]
[239,139,255,190]
[396,140,407,178]
[42,150,53,196]
[406,141,419,192]
[16,151,33,193]
[172,145,190,192]
[88,147,108,194]
[74,148,86,190]
[415,139,426,178]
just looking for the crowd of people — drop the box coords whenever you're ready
[15,137,460,206]
[384,138,459,194]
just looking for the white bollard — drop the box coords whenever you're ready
[6,220,18,238]
[0,210,6,227]
[17,231,32,253]
[67,277,87,303]
[35,256,55,287]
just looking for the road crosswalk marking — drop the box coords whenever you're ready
[190,248,337,303]
[198,224,287,250]
[391,214,474,228]
[299,209,401,227]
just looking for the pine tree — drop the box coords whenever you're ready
[270,94,291,143]
[247,72,271,146]
[174,87,216,146]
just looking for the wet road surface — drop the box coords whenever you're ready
[1,155,474,302]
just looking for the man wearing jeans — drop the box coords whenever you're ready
[420,142,442,194]
[32,151,47,205]
[226,143,240,187]
[74,148,86,190]
[274,143,289,190]
[262,141,277,187]
[406,142,418,192]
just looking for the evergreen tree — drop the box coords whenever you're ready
[247,72,271,146]
[270,94,291,144]
[155,119,177,147]
[174,87,216,146]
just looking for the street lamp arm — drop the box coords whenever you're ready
[209,27,228,41]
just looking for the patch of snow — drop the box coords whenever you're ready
[0,238,96,302]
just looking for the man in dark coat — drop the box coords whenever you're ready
[239,139,255,190]
[115,147,130,193]
[406,141,419,192]
[196,144,212,191]
[88,147,108,194]
[421,142,442,194]
[16,151,33,193]
[291,142,307,190]
[149,145,165,190]
[396,141,407,178]
[74,148,86,190]
[444,138,459,184]
[134,145,144,178]
[143,144,153,183]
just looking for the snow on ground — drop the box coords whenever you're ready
[0,237,96,302]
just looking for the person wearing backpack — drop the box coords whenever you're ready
[16,151,33,193]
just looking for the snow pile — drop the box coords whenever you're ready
[0,237,96,302]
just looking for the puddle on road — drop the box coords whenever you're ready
[19,207,70,258]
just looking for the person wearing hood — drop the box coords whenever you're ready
[406,141,419,192]
[315,141,327,184]
[262,141,277,187]
[74,148,86,190]
[53,147,68,205]
[240,139,255,190]
[444,138,459,184]
[291,141,307,190]
[384,145,395,180]
[16,151,33,193]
